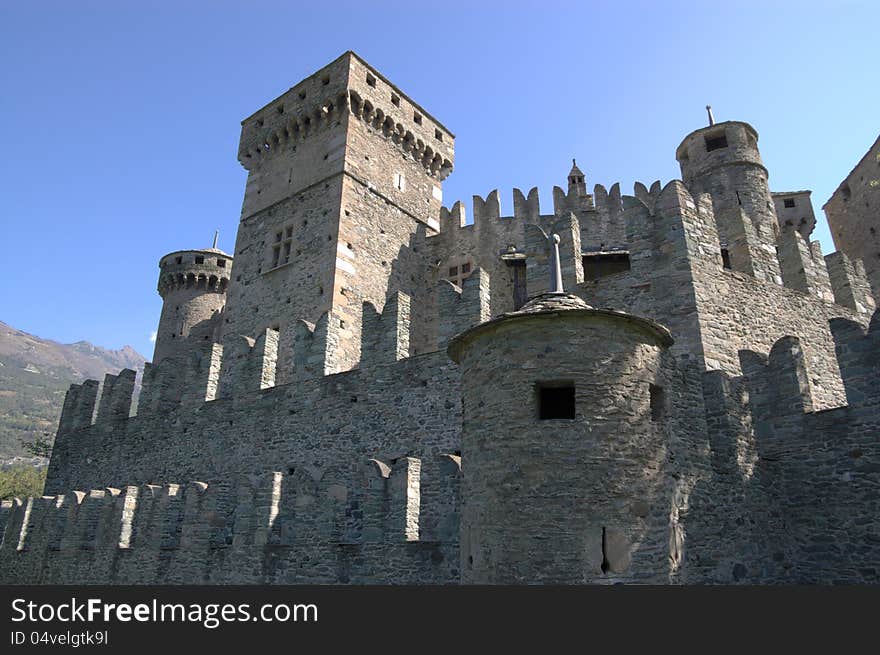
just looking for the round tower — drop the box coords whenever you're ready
[448,292,674,584]
[153,247,232,363]
[675,117,779,242]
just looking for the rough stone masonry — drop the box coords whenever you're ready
[1,51,878,584]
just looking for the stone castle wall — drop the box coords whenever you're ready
[823,135,880,299]
[3,52,878,585]
[3,310,878,584]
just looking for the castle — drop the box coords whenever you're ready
[2,51,878,584]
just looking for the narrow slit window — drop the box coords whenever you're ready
[721,248,732,270]
[649,384,665,422]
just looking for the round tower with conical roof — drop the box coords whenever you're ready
[153,246,232,363]
[448,287,675,583]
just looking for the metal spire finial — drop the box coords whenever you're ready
[549,233,564,294]
[706,105,715,127]
[212,229,219,249]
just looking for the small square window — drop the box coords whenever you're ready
[217,259,226,268]
[705,134,728,151]
[366,73,376,88]
[194,256,204,264]
[391,93,400,107]
[321,76,330,86]
[413,112,422,125]
[783,198,796,208]
[435,129,443,141]
[449,266,458,277]
[461,262,471,274]
[175,256,182,265]
[537,383,575,420]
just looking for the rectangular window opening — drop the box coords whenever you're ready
[537,382,575,420]
[194,256,204,264]
[649,384,665,422]
[783,198,796,208]
[582,251,631,281]
[721,248,732,270]
[705,134,728,151]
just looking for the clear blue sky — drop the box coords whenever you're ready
[1,1,877,357]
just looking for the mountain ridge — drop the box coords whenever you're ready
[0,320,147,458]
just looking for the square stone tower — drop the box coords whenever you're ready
[221,52,455,380]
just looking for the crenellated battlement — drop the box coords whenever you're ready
[829,312,880,408]
[57,379,100,435]
[238,72,351,171]
[701,323,878,468]
[436,269,491,348]
[348,90,453,181]
[95,369,137,423]
[713,318,879,429]
[157,249,232,297]
[1,454,462,584]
